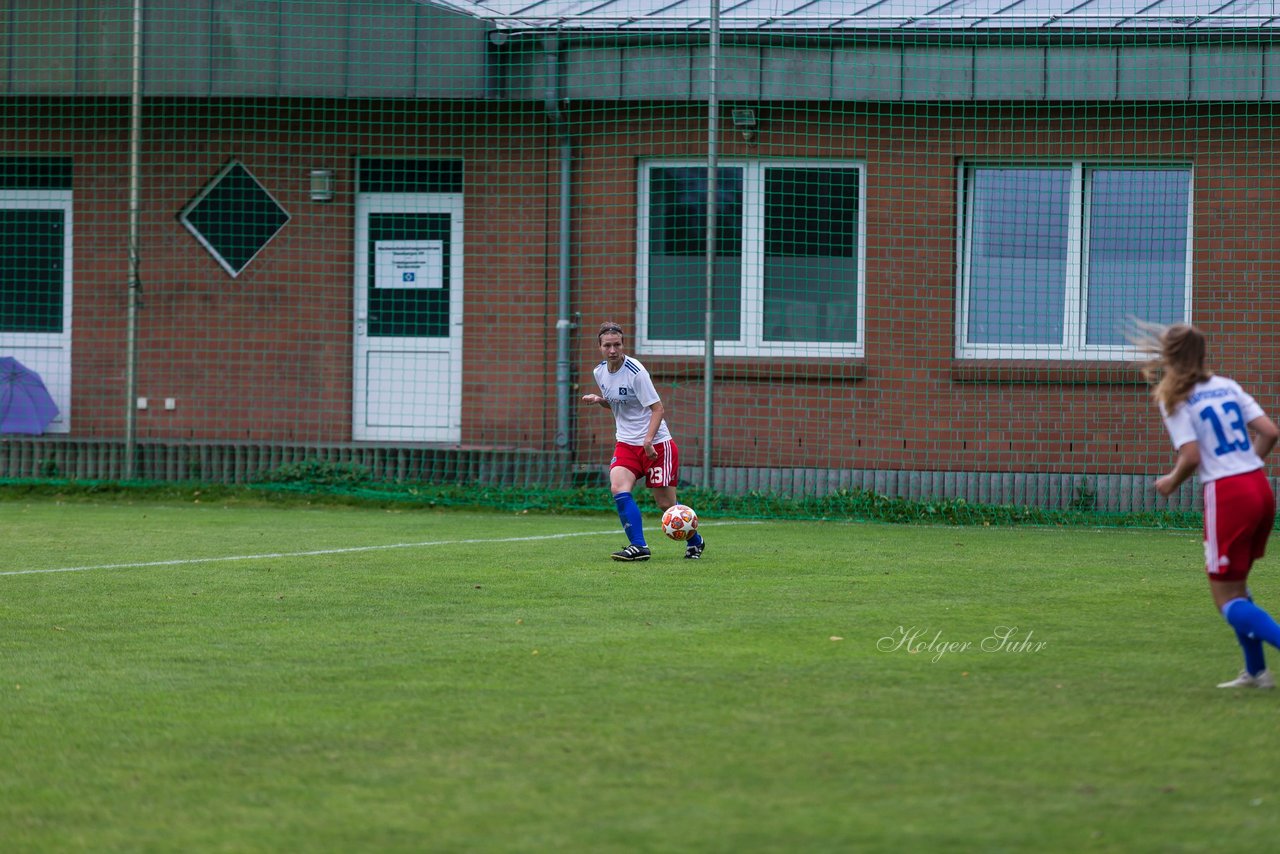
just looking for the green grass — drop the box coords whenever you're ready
[2,498,1278,853]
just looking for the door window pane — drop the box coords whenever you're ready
[0,209,64,333]
[367,212,451,337]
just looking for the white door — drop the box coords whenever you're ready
[0,190,72,434]
[353,194,463,442]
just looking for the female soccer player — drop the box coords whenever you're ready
[580,321,705,562]
[1142,323,1280,688]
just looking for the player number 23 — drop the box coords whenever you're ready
[1199,401,1252,456]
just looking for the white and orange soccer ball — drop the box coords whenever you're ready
[661,504,699,541]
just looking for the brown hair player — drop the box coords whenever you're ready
[580,321,706,562]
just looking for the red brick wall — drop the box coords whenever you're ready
[571,102,1280,475]
[3,98,1276,477]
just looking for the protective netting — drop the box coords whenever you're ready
[1,1,1276,523]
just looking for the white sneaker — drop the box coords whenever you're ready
[1217,669,1277,689]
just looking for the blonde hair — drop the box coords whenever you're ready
[1132,321,1212,413]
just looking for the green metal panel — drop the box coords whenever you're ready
[348,0,418,97]
[762,47,832,101]
[974,48,1043,101]
[77,4,132,96]
[1046,47,1117,101]
[902,48,972,101]
[211,0,282,97]
[502,44,548,101]
[1191,46,1263,101]
[565,47,624,100]
[12,2,78,96]
[1268,46,1280,100]
[118,0,491,99]
[622,46,690,99]
[416,3,490,98]
[0,6,8,96]
[145,0,213,96]
[831,47,901,101]
[280,0,350,96]
[0,2,1277,104]
[1118,47,1189,100]
[692,46,761,100]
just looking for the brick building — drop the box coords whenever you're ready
[0,0,1276,509]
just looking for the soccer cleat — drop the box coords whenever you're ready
[611,544,651,562]
[684,539,705,560]
[1217,669,1276,689]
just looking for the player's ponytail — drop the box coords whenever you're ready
[1134,322,1212,413]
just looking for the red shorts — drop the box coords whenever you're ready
[1203,469,1275,581]
[611,439,679,488]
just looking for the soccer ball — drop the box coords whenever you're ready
[661,504,699,541]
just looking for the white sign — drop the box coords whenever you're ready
[375,240,443,289]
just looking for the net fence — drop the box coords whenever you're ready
[0,0,1276,524]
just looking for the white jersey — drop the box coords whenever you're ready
[593,356,671,446]
[1161,375,1267,484]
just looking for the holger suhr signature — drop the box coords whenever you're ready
[877,626,1047,663]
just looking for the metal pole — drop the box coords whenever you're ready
[702,0,719,489]
[124,0,142,479]
[544,35,575,457]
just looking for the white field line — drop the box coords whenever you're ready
[2,523,753,578]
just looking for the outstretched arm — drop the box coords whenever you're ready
[580,393,610,410]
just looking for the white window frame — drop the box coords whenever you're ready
[637,159,866,358]
[955,161,1194,360]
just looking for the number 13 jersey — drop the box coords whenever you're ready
[1161,375,1267,484]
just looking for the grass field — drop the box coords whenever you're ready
[3,496,1279,853]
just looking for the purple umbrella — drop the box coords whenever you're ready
[0,356,59,435]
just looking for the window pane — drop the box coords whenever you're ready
[1085,170,1189,345]
[966,168,1069,345]
[0,157,71,191]
[366,213,451,338]
[647,167,741,341]
[358,158,462,193]
[763,168,858,343]
[0,209,64,333]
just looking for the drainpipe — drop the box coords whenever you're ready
[124,0,143,478]
[703,3,720,489]
[543,34,574,454]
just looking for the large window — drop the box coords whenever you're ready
[958,163,1192,359]
[638,160,865,357]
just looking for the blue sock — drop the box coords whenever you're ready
[613,492,646,547]
[687,531,703,548]
[1234,627,1267,676]
[1222,597,1280,650]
